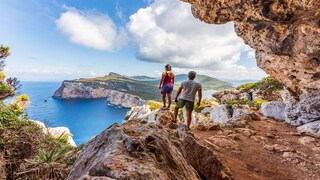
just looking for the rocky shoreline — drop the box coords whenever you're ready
[53,81,145,108]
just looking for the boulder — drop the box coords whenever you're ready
[210,105,257,126]
[210,105,232,125]
[297,121,320,138]
[232,105,253,121]
[124,105,155,123]
[30,120,76,147]
[260,101,285,120]
[201,107,213,115]
[221,94,238,104]
[156,109,174,126]
[68,120,232,180]
[178,125,232,180]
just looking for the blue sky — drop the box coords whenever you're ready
[0,0,266,81]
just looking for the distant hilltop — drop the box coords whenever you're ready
[53,72,233,107]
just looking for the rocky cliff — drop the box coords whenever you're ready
[68,118,232,179]
[181,0,320,134]
[53,81,145,108]
[69,102,320,179]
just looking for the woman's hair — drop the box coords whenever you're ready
[165,64,172,71]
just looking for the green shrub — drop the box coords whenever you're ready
[146,101,162,110]
[194,99,213,113]
[236,82,257,91]
[236,76,283,92]
[178,109,184,121]
[253,99,267,109]
[226,100,239,106]
[0,84,14,95]
[225,98,267,110]
[16,94,29,101]
[0,104,22,125]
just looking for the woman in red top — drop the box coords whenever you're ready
[159,64,175,110]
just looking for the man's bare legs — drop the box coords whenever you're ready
[167,94,172,109]
[173,106,192,129]
[186,111,192,129]
[162,94,166,108]
[173,106,179,123]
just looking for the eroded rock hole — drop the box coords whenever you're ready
[312,72,320,80]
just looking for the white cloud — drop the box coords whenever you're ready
[172,66,267,80]
[247,50,256,58]
[56,7,127,51]
[127,0,250,70]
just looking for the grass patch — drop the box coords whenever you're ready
[146,101,163,111]
[0,102,80,179]
[237,76,283,92]
[225,98,267,110]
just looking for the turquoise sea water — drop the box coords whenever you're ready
[13,82,129,145]
[11,82,215,146]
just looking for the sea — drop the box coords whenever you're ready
[10,82,216,146]
[10,82,129,145]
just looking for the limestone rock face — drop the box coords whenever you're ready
[107,91,145,108]
[210,105,232,124]
[67,120,232,180]
[53,81,145,108]
[210,105,259,126]
[182,0,320,134]
[260,101,286,120]
[30,120,77,147]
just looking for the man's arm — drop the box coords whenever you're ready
[197,87,202,106]
[175,87,183,102]
[159,73,165,89]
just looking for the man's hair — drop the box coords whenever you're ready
[165,64,172,71]
[188,71,196,79]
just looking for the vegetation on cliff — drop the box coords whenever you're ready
[58,72,233,101]
[236,76,283,92]
[0,45,80,179]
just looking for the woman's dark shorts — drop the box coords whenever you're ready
[161,84,174,94]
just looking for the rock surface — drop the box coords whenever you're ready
[68,120,232,180]
[30,120,77,147]
[260,101,286,120]
[182,0,320,136]
[53,81,145,108]
[210,105,258,126]
[210,105,232,124]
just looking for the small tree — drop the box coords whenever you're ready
[0,45,20,100]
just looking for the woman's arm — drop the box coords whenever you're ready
[159,72,165,89]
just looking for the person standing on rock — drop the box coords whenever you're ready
[159,64,175,110]
[173,71,202,129]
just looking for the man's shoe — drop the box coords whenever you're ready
[171,120,177,124]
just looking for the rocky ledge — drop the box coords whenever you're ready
[68,117,232,179]
[53,81,145,108]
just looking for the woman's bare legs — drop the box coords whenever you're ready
[167,94,172,109]
[162,94,166,108]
